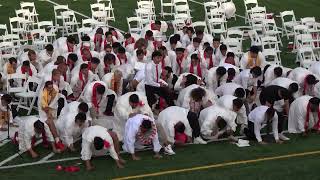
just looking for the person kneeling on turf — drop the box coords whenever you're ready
[16,116,60,158]
[81,125,125,170]
[122,114,162,160]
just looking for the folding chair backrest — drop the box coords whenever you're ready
[280,10,296,24]
[6,73,27,93]
[24,76,42,93]
[82,19,99,28]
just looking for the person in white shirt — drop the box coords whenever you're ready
[17,116,59,158]
[122,114,162,160]
[217,95,248,131]
[184,54,207,79]
[233,66,262,104]
[38,44,59,68]
[98,53,120,78]
[58,101,92,125]
[201,46,217,69]
[56,112,88,151]
[199,105,237,141]
[172,48,188,76]
[116,46,131,65]
[81,126,125,170]
[288,96,320,135]
[287,67,318,96]
[309,61,320,79]
[181,27,194,47]
[244,106,282,144]
[262,65,283,86]
[174,73,202,92]
[186,37,203,55]
[80,81,116,117]
[215,82,246,98]
[53,35,77,55]
[206,66,227,91]
[240,46,266,70]
[101,70,123,97]
[269,77,299,101]
[17,61,37,78]
[144,51,174,108]
[219,52,240,67]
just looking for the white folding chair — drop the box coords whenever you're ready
[6,73,27,105]
[262,18,282,46]
[127,17,143,34]
[54,5,69,32]
[0,42,18,64]
[30,29,48,50]
[244,0,258,24]
[9,17,28,43]
[77,27,93,42]
[20,2,39,28]
[82,19,99,29]
[97,0,115,21]
[301,17,316,29]
[2,34,21,48]
[297,46,317,68]
[61,11,79,36]
[280,10,298,39]
[204,1,219,22]
[135,8,154,26]
[160,0,174,17]
[224,38,243,57]
[262,49,281,65]
[192,21,208,34]
[90,3,107,25]
[16,76,42,115]
[172,19,186,33]
[0,24,8,42]
[261,36,281,61]
[293,25,309,51]
[38,21,57,43]
[208,18,226,37]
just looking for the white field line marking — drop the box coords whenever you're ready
[0,139,11,148]
[39,152,55,163]
[0,140,42,166]
[44,0,125,33]
[189,0,203,5]
[0,131,288,169]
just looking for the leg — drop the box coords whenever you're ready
[187,111,201,138]
[244,121,256,140]
[105,94,115,115]
[45,115,59,140]
[57,98,65,117]
[145,85,157,107]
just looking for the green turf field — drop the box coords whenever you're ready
[1,0,320,179]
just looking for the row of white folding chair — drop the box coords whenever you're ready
[160,0,174,17]
[96,0,115,21]
[0,41,18,65]
[9,17,29,43]
[292,24,309,51]
[209,8,227,29]
[127,17,143,34]
[192,21,208,34]
[262,18,282,46]
[280,10,298,40]
[37,21,57,43]
[20,2,39,26]
[137,0,155,14]
[204,1,219,22]
[244,0,258,24]
[296,46,317,69]
[0,24,8,42]
[135,8,155,27]
[61,11,79,36]
[172,19,186,33]
[295,33,320,59]
[30,29,49,51]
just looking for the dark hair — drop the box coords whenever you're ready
[250,66,262,77]
[195,29,204,36]
[91,57,100,64]
[129,94,139,103]
[118,46,126,54]
[234,88,246,98]
[9,57,17,64]
[227,68,236,78]
[173,34,181,41]
[136,49,144,56]
[146,30,153,37]
[306,75,317,85]
[124,33,132,39]
[81,35,91,42]
[78,102,89,112]
[220,44,227,51]
[34,120,45,132]
[1,94,12,104]
[191,54,199,60]
[288,83,299,93]
[186,27,194,33]
[233,98,244,109]
[217,117,227,129]
[190,87,206,102]
[152,50,162,59]
[105,31,112,37]
[279,89,290,100]
[80,63,89,70]
[104,53,116,62]
[185,74,198,87]
[93,137,104,150]
[112,42,121,49]
[309,97,320,106]
[205,46,213,53]
[213,37,220,42]
[96,27,103,34]
[45,44,54,51]
[22,60,30,67]
[203,42,210,49]
[45,81,53,87]
[273,67,283,77]
[141,119,152,130]
[164,66,173,73]
[193,37,202,43]
[266,107,275,118]
[105,44,112,49]
[96,85,105,94]
[174,122,185,133]
[250,46,260,54]
[216,66,227,76]
[75,112,87,123]
[176,47,185,52]
[155,20,161,25]
[226,52,235,58]
[68,53,78,62]
[67,35,76,44]
[169,36,178,45]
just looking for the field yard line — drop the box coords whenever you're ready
[39,152,55,163]
[189,0,204,6]
[0,139,10,148]
[0,140,41,167]
[112,150,320,180]
[44,0,125,33]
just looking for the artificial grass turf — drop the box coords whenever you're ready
[0,133,320,180]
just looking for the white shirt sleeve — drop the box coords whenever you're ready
[254,121,263,142]
[272,114,279,141]
[201,118,214,136]
[123,121,137,154]
[81,139,92,160]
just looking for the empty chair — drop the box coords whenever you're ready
[82,19,99,29]
[244,0,258,24]
[20,2,39,27]
[61,11,79,36]
[262,18,282,46]
[54,5,69,32]
[97,0,115,21]
[261,36,281,61]
[160,0,174,17]
[38,21,57,43]
[0,24,8,42]
[204,1,219,21]
[262,49,281,65]
[192,21,208,34]
[90,3,107,25]
[297,46,317,68]
[30,29,48,50]
[127,17,143,34]
[280,10,298,39]
[208,18,226,37]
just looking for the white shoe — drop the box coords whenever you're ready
[164,144,175,155]
[279,133,290,141]
[193,137,207,144]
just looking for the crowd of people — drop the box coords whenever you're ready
[0,20,320,171]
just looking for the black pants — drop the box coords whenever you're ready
[57,98,65,117]
[145,85,174,107]
[276,111,284,133]
[244,121,256,140]
[187,111,201,138]
[105,94,115,113]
